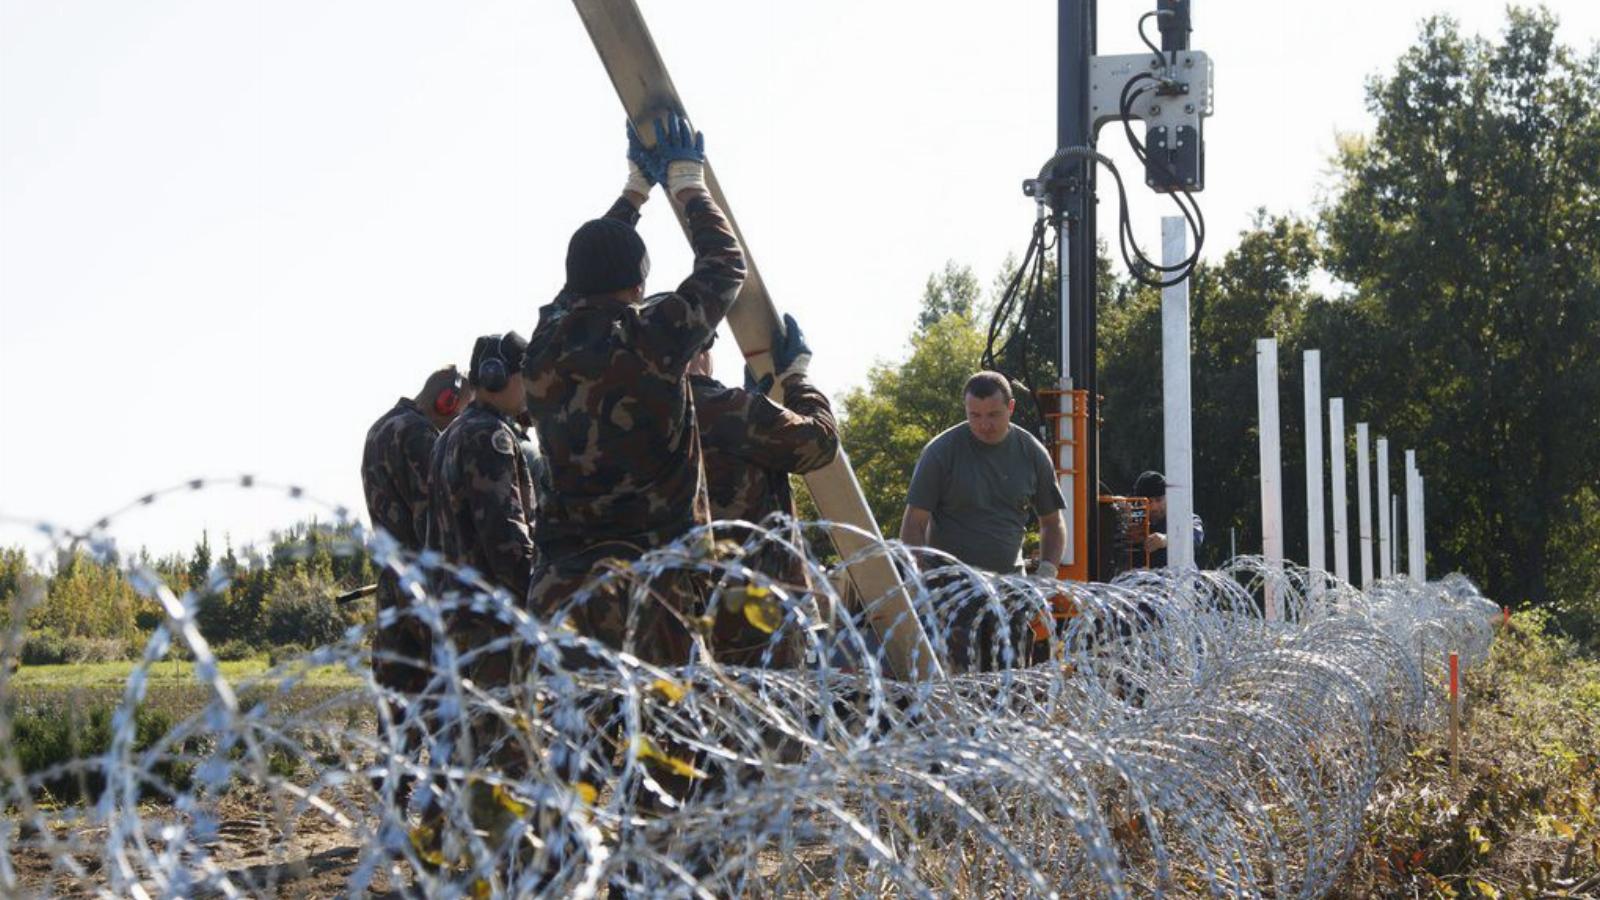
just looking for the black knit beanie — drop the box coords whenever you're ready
[565,217,650,295]
[1132,471,1167,499]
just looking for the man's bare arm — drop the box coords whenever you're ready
[900,506,932,547]
[1038,510,1066,579]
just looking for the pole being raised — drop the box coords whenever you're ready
[1161,217,1195,569]
[1257,338,1284,619]
[571,0,942,681]
[1329,398,1349,584]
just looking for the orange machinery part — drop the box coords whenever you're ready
[1037,388,1091,582]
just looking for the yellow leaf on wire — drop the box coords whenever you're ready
[409,824,444,868]
[492,783,529,818]
[742,598,783,634]
[632,735,707,780]
[649,677,688,704]
[727,584,783,634]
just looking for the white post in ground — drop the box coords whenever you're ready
[1161,217,1196,569]
[1257,339,1285,620]
[1406,450,1424,581]
[1329,398,1350,584]
[1303,351,1326,577]
[1377,438,1392,579]
[1391,493,1400,575]
[1356,423,1374,587]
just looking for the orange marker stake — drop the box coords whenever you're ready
[1448,651,1460,785]
[1501,606,1510,627]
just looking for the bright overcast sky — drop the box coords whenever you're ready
[3,0,1597,558]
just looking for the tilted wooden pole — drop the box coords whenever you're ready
[570,0,943,681]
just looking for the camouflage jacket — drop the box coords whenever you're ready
[426,402,538,597]
[522,191,745,561]
[360,398,437,552]
[690,373,839,523]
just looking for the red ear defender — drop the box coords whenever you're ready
[434,386,460,417]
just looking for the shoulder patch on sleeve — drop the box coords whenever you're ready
[491,429,517,456]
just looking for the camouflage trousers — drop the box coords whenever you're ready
[527,540,802,670]
[372,573,436,748]
[527,541,803,809]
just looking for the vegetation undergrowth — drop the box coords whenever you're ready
[1336,610,1600,898]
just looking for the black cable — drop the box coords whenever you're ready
[982,212,1057,436]
[1115,73,1206,283]
[1035,143,1202,289]
[1136,11,1171,69]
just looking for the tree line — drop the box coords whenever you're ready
[0,523,373,664]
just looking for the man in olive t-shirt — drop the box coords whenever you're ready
[900,371,1067,575]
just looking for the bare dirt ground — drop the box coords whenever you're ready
[9,789,400,899]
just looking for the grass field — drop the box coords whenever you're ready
[8,656,365,690]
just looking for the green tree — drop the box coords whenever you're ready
[263,571,348,649]
[916,262,982,330]
[1322,8,1600,610]
[30,551,142,641]
[838,313,986,536]
[0,547,39,631]
[187,533,232,643]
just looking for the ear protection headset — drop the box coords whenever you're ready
[433,371,465,416]
[475,334,510,392]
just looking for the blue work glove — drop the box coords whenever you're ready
[652,113,707,195]
[771,313,812,381]
[744,364,775,397]
[625,121,659,195]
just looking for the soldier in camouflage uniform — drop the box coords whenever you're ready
[360,365,468,755]
[422,333,549,859]
[428,332,539,600]
[427,333,539,764]
[688,314,839,666]
[522,116,745,668]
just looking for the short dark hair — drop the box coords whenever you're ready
[964,371,1013,403]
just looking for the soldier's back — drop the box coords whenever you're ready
[523,295,707,558]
